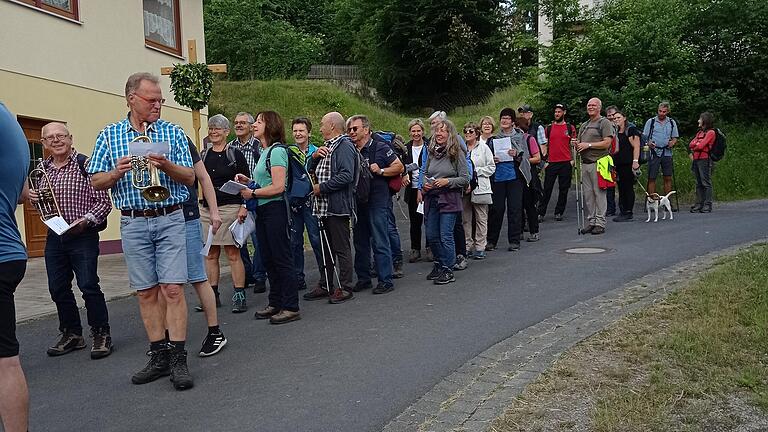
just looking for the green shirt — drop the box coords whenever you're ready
[254,144,288,206]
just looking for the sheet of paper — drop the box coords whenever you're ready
[129,140,170,157]
[493,137,514,162]
[417,201,424,215]
[200,226,214,256]
[219,180,248,195]
[44,216,73,236]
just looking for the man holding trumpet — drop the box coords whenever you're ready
[89,72,196,390]
[30,122,113,359]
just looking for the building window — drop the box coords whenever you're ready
[16,0,79,20]
[143,0,182,56]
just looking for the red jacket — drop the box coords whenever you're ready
[689,129,716,160]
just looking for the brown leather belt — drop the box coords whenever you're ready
[121,204,181,218]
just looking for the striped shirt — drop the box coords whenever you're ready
[228,136,260,175]
[41,151,112,225]
[88,116,193,210]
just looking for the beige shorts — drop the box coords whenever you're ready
[200,204,241,246]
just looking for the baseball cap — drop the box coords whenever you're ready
[554,103,567,110]
[517,104,533,113]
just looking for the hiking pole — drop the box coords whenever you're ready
[395,190,409,220]
[317,217,342,294]
[572,141,585,235]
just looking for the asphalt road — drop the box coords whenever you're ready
[16,197,767,432]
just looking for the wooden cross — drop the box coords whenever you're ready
[161,39,227,149]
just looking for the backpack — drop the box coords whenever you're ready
[354,150,373,205]
[645,117,678,158]
[75,154,108,232]
[710,128,727,162]
[265,144,314,212]
[578,118,614,152]
[200,144,238,168]
[522,132,545,169]
[372,131,407,194]
[545,123,577,141]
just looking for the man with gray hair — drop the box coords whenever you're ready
[642,102,679,202]
[31,122,113,359]
[228,112,268,294]
[90,72,196,390]
[303,112,356,303]
[348,114,403,294]
[574,97,614,235]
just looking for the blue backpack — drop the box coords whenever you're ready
[265,144,314,212]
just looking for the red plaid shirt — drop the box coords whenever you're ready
[41,150,112,225]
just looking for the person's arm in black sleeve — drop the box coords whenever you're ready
[319,142,355,193]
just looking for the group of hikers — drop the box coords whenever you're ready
[0,71,722,431]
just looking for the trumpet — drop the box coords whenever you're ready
[28,158,62,221]
[130,126,171,202]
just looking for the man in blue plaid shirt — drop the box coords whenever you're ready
[89,72,196,391]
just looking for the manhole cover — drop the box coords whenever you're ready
[565,247,607,254]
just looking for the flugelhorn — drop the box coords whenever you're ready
[130,124,171,202]
[28,158,62,221]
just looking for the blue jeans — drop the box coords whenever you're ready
[354,205,393,287]
[240,211,267,283]
[45,231,109,333]
[290,201,325,286]
[425,195,459,270]
[386,199,404,265]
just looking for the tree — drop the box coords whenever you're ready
[204,0,325,80]
[534,0,768,126]
[352,0,520,109]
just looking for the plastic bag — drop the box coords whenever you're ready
[228,212,255,248]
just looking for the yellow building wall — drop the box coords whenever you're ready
[0,0,211,249]
[3,71,208,245]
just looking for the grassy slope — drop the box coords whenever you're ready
[210,80,766,201]
[209,80,529,141]
[494,243,768,432]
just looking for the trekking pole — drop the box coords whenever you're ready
[395,190,409,220]
[571,141,584,235]
[317,217,341,294]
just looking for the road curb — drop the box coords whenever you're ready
[382,238,768,432]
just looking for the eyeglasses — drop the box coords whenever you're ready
[233,121,251,126]
[347,126,359,133]
[208,127,227,132]
[132,93,166,106]
[42,134,70,142]
[463,129,476,134]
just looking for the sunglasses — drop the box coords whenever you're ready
[463,129,476,134]
[347,126,359,133]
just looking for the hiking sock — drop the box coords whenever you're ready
[168,340,186,352]
[150,340,167,352]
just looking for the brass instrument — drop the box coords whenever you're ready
[28,158,62,221]
[130,125,171,202]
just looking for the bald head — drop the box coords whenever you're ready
[321,112,346,140]
[586,98,603,119]
[41,122,70,137]
[41,122,74,161]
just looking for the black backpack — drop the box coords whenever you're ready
[710,128,727,162]
[75,154,108,232]
[354,150,373,205]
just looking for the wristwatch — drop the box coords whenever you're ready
[588,143,592,148]
[379,168,384,176]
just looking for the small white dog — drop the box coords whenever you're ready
[645,190,677,222]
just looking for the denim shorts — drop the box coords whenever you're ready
[120,209,188,290]
[647,154,674,179]
[185,219,207,284]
